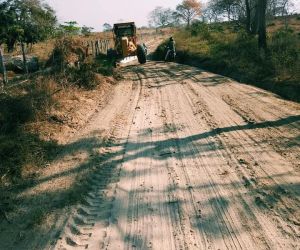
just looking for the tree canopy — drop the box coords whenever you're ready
[59,21,81,35]
[81,26,94,36]
[148,6,174,27]
[0,0,57,50]
[176,0,202,26]
[103,23,112,31]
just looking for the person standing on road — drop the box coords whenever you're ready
[165,37,176,62]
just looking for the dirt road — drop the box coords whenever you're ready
[54,61,300,250]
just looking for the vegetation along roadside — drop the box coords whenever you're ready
[154,16,300,102]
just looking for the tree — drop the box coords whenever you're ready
[81,26,94,36]
[103,23,112,31]
[257,0,267,50]
[208,0,243,21]
[176,0,202,27]
[202,2,221,23]
[171,11,183,26]
[245,0,251,33]
[0,45,7,87]
[267,0,293,17]
[60,21,81,35]
[0,1,17,51]
[148,7,173,27]
[0,0,57,51]
[0,0,57,74]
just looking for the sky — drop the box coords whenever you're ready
[46,0,300,31]
[46,0,183,31]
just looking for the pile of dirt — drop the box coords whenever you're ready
[46,37,87,70]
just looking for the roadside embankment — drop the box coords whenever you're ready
[154,17,300,102]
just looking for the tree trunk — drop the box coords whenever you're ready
[251,2,259,34]
[0,45,8,89]
[245,0,251,33]
[257,0,267,50]
[21,42,28,74]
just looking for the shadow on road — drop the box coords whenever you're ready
[1,61,299,249]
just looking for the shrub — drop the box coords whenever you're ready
[152,40,168,61]
[0,81,58,182]
[0,133,57,181]
[47,37,86,71]
[46,37,113,89]
[154,21,299,101]
[190,22,212,40]
[67,63,98,89]
[0,94,34,133]
[270,29,299,78]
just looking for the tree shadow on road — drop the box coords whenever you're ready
[1,59,299,249]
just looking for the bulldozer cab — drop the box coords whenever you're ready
[113,22,136,37]
[113,22,137,57]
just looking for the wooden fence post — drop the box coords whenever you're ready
[95,40,99,56]
[91,41,95,57]
[98,40,101,54]
[21,42,28,75]
[105,40,108,52]
[100,40,103,53]
[0,45,8,89]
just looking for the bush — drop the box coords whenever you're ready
[0,133,57,181]
[270,29,299,79]
[0,81,58,183]
[190,22,212,40]
[152,40,168,61]
[46,37,114,89]
[0,94,34,133]
[94,54,115,76]
[67,63,98,89]
[47,37,86,71]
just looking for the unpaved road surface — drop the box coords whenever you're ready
[54,61,300,250]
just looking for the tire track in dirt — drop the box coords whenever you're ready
[53,71,142,249]
[104,67,193,250]
[157,64,300,248]
[158,69,264,249]
[179,73,300,245]
[53,61,300,250]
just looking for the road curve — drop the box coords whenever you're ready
[54,61,300,250]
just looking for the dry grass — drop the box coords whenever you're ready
[153,15,300,101]
[267,15,300,33]
[0,28,122,249]
[0,70,115,239]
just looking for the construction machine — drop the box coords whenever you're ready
[107,22,147,65]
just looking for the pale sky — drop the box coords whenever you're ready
[46,0,183,31]
[45,0,300,31]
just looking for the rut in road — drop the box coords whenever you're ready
[54,61,300,250]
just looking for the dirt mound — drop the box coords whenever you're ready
[47,37,87,70]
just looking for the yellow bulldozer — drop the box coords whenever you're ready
[107,22,147,65]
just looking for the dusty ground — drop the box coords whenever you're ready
[1,57,299,249]
[51,61,299,249]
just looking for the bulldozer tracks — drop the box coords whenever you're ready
[53,61,300,250]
